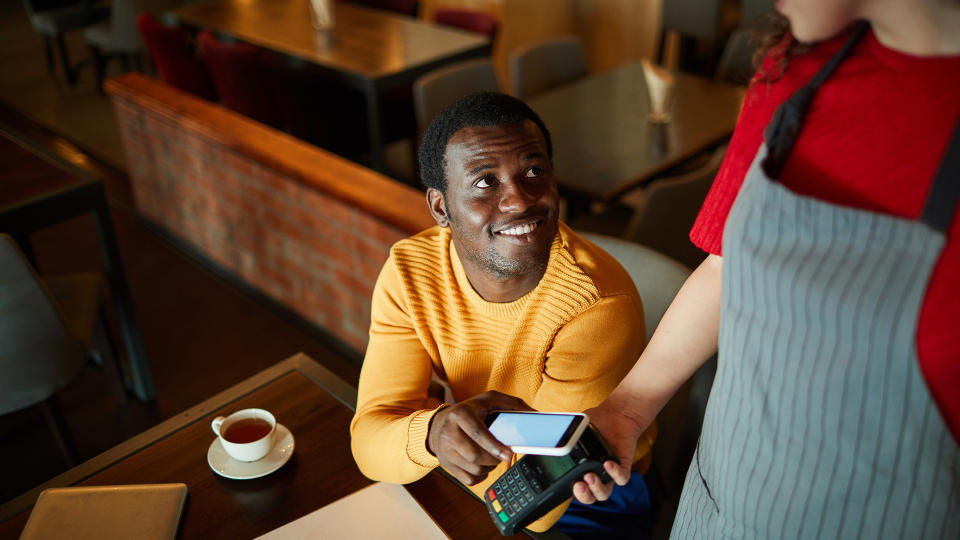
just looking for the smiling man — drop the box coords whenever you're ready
[350,93,655,536]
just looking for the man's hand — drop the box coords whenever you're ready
[427,391,533,485]
[571,403,647,503]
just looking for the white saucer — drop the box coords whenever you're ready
[207,423,295,480]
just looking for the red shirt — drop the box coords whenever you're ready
[690,27,960,443]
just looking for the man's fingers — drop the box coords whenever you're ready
[604,459,631,486]
[572,481,597,504]
[451,410,511,461]
[586,471,615,501]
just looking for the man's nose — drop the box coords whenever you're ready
[498,180,537,213]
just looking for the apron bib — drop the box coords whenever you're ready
[671,23,960,539]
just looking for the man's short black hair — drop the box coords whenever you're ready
[418,92,553,193]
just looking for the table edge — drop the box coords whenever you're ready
[0,353,356,522]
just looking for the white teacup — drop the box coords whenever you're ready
[211,408,277,462]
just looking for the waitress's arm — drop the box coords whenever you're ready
[572,254,724,503]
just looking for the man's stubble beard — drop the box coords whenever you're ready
[448,214,556,282]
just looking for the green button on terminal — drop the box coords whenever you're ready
[498,511,509,523]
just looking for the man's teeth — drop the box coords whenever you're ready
[500,222,538,236]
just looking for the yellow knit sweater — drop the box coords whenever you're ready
[350,223,653,532]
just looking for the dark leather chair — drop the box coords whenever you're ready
[0,234,126,467]
[197,31,281,129]
[137,13,217,101]
[21,0,110,85]
[258,51,368,157]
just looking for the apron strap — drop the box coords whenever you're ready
[921,116,960,233]
[762,21,871,179]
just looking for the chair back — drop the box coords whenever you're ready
[104,0,173,51]
[508,35,586,99]
[198,31,281,128]
[22,0,77,15]
[137,13,218,100]
[623,145,727,269]
[433,9,497,38]
[0,235,86,416]
[577,233,690,342]
[577,231,715,525]
[661,0,723,40]
[413,58,499,135]
[258,51,369,155]
[716,27,758,86]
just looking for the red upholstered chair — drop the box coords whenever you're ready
[136,13,217,101]
[432,8,497,38]
[197,31,281,129]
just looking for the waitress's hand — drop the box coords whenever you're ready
[572,403,646,503]
[426,391,533,486]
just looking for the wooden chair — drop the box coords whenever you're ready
[413,58,500,137]
[620,145,727,270]
[508,35,586,100]
[0,234,126,467]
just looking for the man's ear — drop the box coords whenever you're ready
[426,188,449,227]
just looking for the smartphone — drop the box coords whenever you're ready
[484,411,589,456]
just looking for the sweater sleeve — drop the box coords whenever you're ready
[523,293,651,532]
[350,254,444,483]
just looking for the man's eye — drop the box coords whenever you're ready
[475,176,496,188]
[526,167,543,178]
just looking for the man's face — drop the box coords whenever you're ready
[432,120,560,281]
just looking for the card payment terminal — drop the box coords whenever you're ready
[483,425,618,535]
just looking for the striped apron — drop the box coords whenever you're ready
[671,23,960,539]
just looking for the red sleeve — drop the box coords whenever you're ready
[689,45,805,256]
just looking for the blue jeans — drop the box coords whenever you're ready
[553,472,652,540]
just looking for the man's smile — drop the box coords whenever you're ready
[493,217,546,240]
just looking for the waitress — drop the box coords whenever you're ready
[571,0,960,537]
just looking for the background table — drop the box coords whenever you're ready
[0,127,153,401]
[172,0,491,172]
[0,354,550,539]
[528,62,745,203]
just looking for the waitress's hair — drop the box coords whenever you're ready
[753,12,809,83]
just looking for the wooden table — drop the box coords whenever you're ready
[172,0,491,173]
[527,62,745,203]
[0,354,540,539]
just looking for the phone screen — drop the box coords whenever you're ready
[487,413,580,448]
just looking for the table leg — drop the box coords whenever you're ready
[90,184,155,402]
[364,82,385,172]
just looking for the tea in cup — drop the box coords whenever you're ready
[211,408,277,462]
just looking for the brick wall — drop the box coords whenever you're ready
[106,74,434,353]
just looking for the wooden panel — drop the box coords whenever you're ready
[573,0,662,73]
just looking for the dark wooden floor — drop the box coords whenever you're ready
[0,106,361,505]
